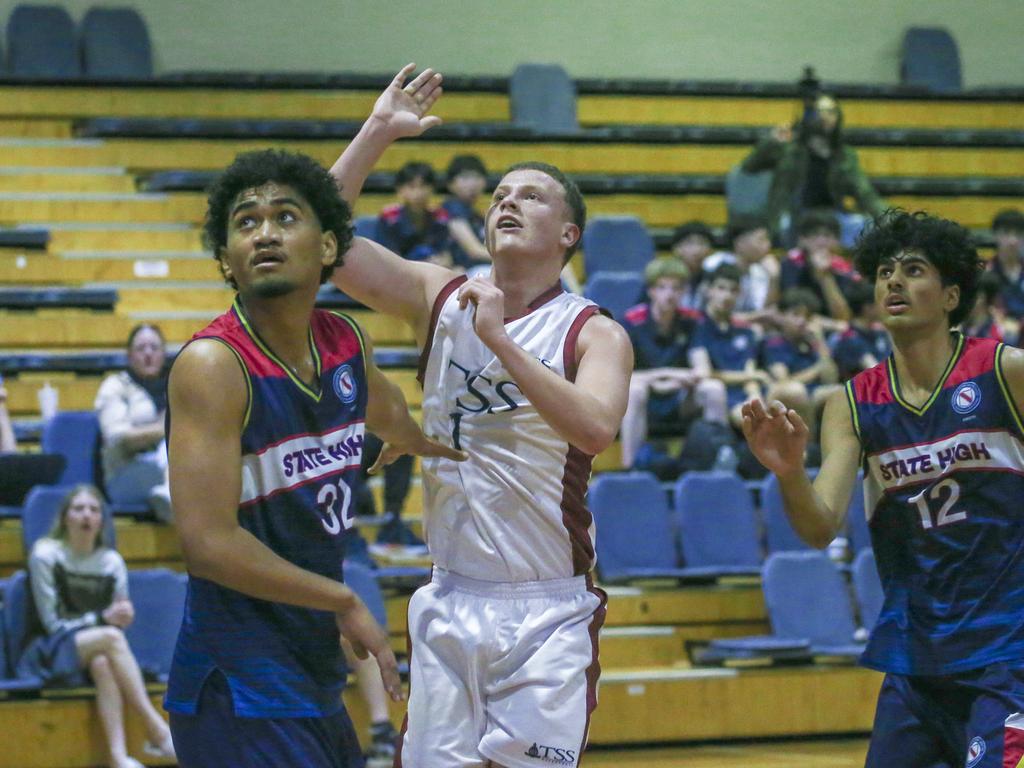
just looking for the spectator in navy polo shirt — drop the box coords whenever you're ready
[440,154,491,274]
[964,271,1019,345]
[375,161,450,264]
[989,208,1024,319]
[619,259,705,468]
[780,210,859,321]
[690,264,769,425]
[670,220,715,311]
[831,279,891,382]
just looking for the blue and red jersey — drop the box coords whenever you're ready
[166,297,367,717]
[848,334,1024,675]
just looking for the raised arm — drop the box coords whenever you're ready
[168,339,400,694]
[741,388,862,548]
[329,64,454,337]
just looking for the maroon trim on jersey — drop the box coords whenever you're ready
[416,275,469,386]
[577,579,607,766]
[562,305,604,382]
[503,282,564,323]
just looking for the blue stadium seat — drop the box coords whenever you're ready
[846,472,872,554]
[725,164,772,220]
[0,576,43,693]
[21,484,117,556]
[6,4,80,78]
[41,411,100,486]
[673,471,762,577]
[509,63,578,133]
[353,215,380,242]
[583,272,645,322]
[760,473,815,554]
[343,561,387,628]
[80,7,153,79]
[124,569,186,682]
[590,472,693,583]
[763,551,865,658]
[581,216,654,278]
[901,27,962,93]
[852,548,884,631]
[1,571,43,692]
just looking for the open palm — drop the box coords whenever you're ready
[740,399,809,476]
[371,63,444,139]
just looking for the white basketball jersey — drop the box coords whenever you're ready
[418,277,603,582]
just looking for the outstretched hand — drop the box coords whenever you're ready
[368,432,468,475]
[369,63,444,140]
[740,398,809,477]
[335,599,404,701]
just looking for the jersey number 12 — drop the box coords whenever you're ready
[909,478,967,530]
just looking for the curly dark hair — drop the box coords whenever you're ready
[852,209,983,328]
[203,150,353,288]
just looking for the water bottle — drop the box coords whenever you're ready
[37,381,59,423]
[712,444,739,473]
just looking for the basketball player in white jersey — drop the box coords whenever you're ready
[326,66,633,767]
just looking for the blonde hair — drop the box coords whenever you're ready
[46,484,112,551]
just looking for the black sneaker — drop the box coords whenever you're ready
[365,721,398,768]
[376,512,425,547]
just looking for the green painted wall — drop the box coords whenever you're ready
[2,0,1021,87]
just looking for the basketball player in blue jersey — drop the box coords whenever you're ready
[319,66,632,767]
[743,209,1024,768]
[164,148,465,768]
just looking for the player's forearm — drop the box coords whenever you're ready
[776,470,845,548]
[490,336,618,455]
[818,274,852,322]
[330,118,394,207]
[366,377,423,447]
[181,524,356,615]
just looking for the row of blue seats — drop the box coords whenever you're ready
[0,288,117,311]
[3,4,151,79]
[591,470,871,584]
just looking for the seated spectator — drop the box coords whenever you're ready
[702,217,780,315]
[0,377,15,452]
[669,220,715,310]
[989,208,1024,319]
[964,271,1019,345]
[780,210,859,321]
[17,484,175,768]
[95,324,171,521]
[742,93,886,245]
[831,280,891,382]
[619,259,703,468]
[690,264,769,424]
[375,161,450,264]
[440,154,490,273]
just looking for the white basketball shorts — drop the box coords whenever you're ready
[397,567,607,768]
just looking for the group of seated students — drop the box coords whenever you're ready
[620,206,1024,481]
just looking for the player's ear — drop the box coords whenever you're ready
[321,230,338,268]
[561,222,580,252]
[218,248,235,287]
[944,283,961,314]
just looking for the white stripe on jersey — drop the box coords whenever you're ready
[420,286,599,582]
[239,422,365,504]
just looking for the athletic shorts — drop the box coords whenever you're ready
[397,568,607,768]
[168,670,364,768]
[866,662,1024,768]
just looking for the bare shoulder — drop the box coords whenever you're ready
[577,313,633,370]
[169,338,247,414]
[1000,344,1024,377]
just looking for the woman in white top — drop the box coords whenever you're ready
[18,484,175,768]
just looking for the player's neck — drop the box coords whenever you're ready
[490,258,562,316]
[890,324,957,394]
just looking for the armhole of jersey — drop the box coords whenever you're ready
[329,311,368,372]
[196,337,253,431]
[562,305,605,383]
[416,275,468,386]
[994,343,1024,435]
[844,379,861,441]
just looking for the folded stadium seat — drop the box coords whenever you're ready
[353,215,380,242]
[0,576,43,694]
[901,27,962,93]
[80,7,153,79]
[0,229,49,249]
[40,411,100,486]
[0,572,43,692]
[851,548,884,631]
[144,170,218,192]
[0,287,117,310]
[759,473,816,554]
[724,164,772,220]
[590,472,697,583]
[673,471,763,577]
[124,569,186,682]
[6,4,80,78]
[846,471,872,555]
[581,216,654,278]
[21,484,117,555]
[509,63,578,133]
[343,561,388,628]
[583,272,645,323]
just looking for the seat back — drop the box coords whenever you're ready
[852,548,884,630]
[1,572,30,669]
[582,216,655,278]
[41,411,100,486]
[673,471,762,568]
[901,27,962,93]
[123,569,186,678]
[509,63,577,132]
[763,551,858,646]
[846,472,872,554]
[352,215,380,242]
[583,272,645,323]
[590,472,678,581]
[21,484,116,555]
[7,4,80,78]
[80,7,153,79]
[725,164,772,220]
[343,561,387,628]
[760,474,814,553]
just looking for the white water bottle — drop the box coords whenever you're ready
[37,381,59,423]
